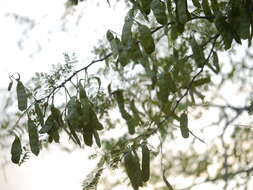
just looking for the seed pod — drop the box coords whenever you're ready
[138,23,155,54]
[106,30,114,42]
[151,0,167,25]
[139,0,152,15]
[11,136,22,164]
[8,81,13,91]
[93,130,101,148]
[180,113,189,138]
[28,118,40,156]
[124,152,143,190]
[35,103,44,125]
[82,127,93,146]
[16,81,27,111]
[176,0,189,24]
[202,0,213,18]
[141,144,150,182]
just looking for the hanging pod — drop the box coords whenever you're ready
[16,80,27,111]
[124,151,143,190]
[28,117,40,156]
[141,144,150,182]
[11,136,22,164]
[180,112,189,138]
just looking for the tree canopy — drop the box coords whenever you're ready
[2,0,253,190]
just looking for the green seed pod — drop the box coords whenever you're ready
[141,144,150,182]
[180,113,189,138]
[124,152,143,190]
[138,23,155,54]
[16,81,27,111]
[8,81,13,91]
[139,0,152,15]
[35,103,44,125]
[28,118,40,156]
[93,130,101,148]
[82,127,93,146]
[151,0,168,25]
[11,136,22,164]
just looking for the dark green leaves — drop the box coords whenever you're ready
[179,113,189,138]
[11,136,22,164]
[138,23,155,54]
[151,0,167,25]
[16,81,27,111]
[28,117,40,156]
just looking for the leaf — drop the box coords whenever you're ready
[175,0,189,24]
[207,51,219,74]
[190,36,205,67]
[138,23,155,54]
[16,81,27,111]
[180,113,189,138]
[124,151,143,190]
[214,12,233,49]
[141,144,150,182]
[11,136,22,164]
[192,76,211,87]
[28,117,40,156]
[151,0,168,25]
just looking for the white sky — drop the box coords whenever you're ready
[0,0,252,190]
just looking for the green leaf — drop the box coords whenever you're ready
[16,81,27,111]
[190,36,205,67]
[192,76,211,87]
[180,113,189,138]
[28,117,40,156]
[151,0,168,25]
[11,136,22,164]
[138,23,155,54]
[214,12,233,49]
[175,0,189,24]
